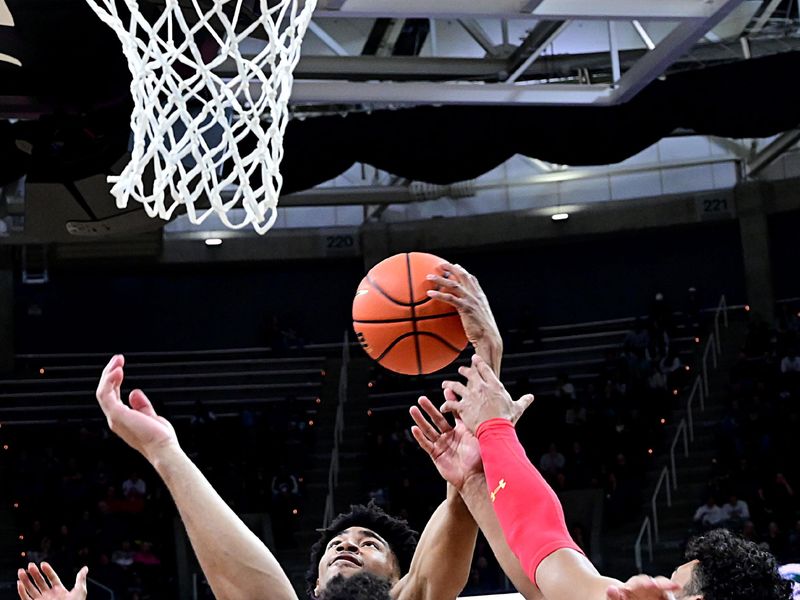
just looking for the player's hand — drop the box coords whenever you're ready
[17,563,88,600]
[96,355,179,463]
[426,263,501,350]
[410,395,482,490]
[440,355,534,433]
[606,575,680,600]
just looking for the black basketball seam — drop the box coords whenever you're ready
[375,331,465,364]
[406,253,423,375]
[354,311,460,325]
[365,273,434,308]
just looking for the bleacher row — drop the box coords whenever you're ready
[366,318,700,413]
[0,350,328,425]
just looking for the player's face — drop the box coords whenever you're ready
[671,560,700,598]
[315,527,400,595]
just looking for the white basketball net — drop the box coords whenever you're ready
[84,0,317,234]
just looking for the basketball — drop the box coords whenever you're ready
[352,252,468,375]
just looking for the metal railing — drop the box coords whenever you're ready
[323,330,350,528]
[88,578,116,600]
[651,466,672,542]
[633,516,653,574]
[669,419,689,490]
[633,294,729,570]
[714,295,728,354]
[685,376,704,443]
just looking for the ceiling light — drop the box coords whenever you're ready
[204,238,223,246]
[551,213,569,221]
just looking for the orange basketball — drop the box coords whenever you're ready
[352,252,468,375]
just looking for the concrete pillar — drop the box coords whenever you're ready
[735,182,775,324]
[0,247,13,373]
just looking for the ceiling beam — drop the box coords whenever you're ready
[216,38,800,82]
[458,19,500,57]
[747,130,800,177]
[289,80,612,105]
[505,20,569,83]
[748,0,784,35]
[610,0,745,104]
[314,0,738,20]
[307,21,349,56]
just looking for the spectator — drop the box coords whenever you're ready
[787,519,800,562]
[684,286,702,335]
[649,291,672,331]
[624,318,650,355]
[122,471,147,500]
[765,521,788,562]
[742,520,759,544]
[693,495,726,529]
[781,349,800,374]
[539,442,566,480]
[648,319,670,359]
[566,441,593,488]
[112,540,135,568]
[554,373,577,401]
[722,493,751,523]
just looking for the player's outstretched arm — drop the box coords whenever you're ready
[392,483,477,600]
[95,355,297,600]
[426,262,503,376]
[442,356,679,600]
[393,396,478,600]
[411,394,541,599]
[17,562,87,600]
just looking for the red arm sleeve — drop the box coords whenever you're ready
[476,418,584,586]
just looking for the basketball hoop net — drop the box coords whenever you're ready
[84,0,317,234]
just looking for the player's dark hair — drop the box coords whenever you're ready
[318,571,393,600]
[684,528,791,600]
[306,502,418,598]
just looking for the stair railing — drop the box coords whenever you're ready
[88,578,116,600]
[651,466,672,542]
[323,331,350,528]
[670,419,689,490]
[634,516,653,574]
[633,294,729,569]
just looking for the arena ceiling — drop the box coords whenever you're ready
[0,0,799,242]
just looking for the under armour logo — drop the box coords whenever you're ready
[490,479,507,503]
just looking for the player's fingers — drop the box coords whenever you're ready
[27,564,48,592]
[418,396,452,432]
[39,562,62,589]
[101,354,124,377]
[426,274,462,290]
[442,380,468,399]
[440,399,461,415]
[426,289,466,309]
[443,387,460,403]
[17,569,39,599]
[74,566,89,592]
[472,354,496,383]
[129,389,157,417]
[516,394,535,412]
[96,365,124,408]
[17,580,33,600]
[605,585,623,600]
[445,262,471,281]
[410,425,435,454]
[409,404,439,441]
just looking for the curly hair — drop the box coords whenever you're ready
[305,503,419,598]
[319,572,393,600]
[684,528,792,600]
